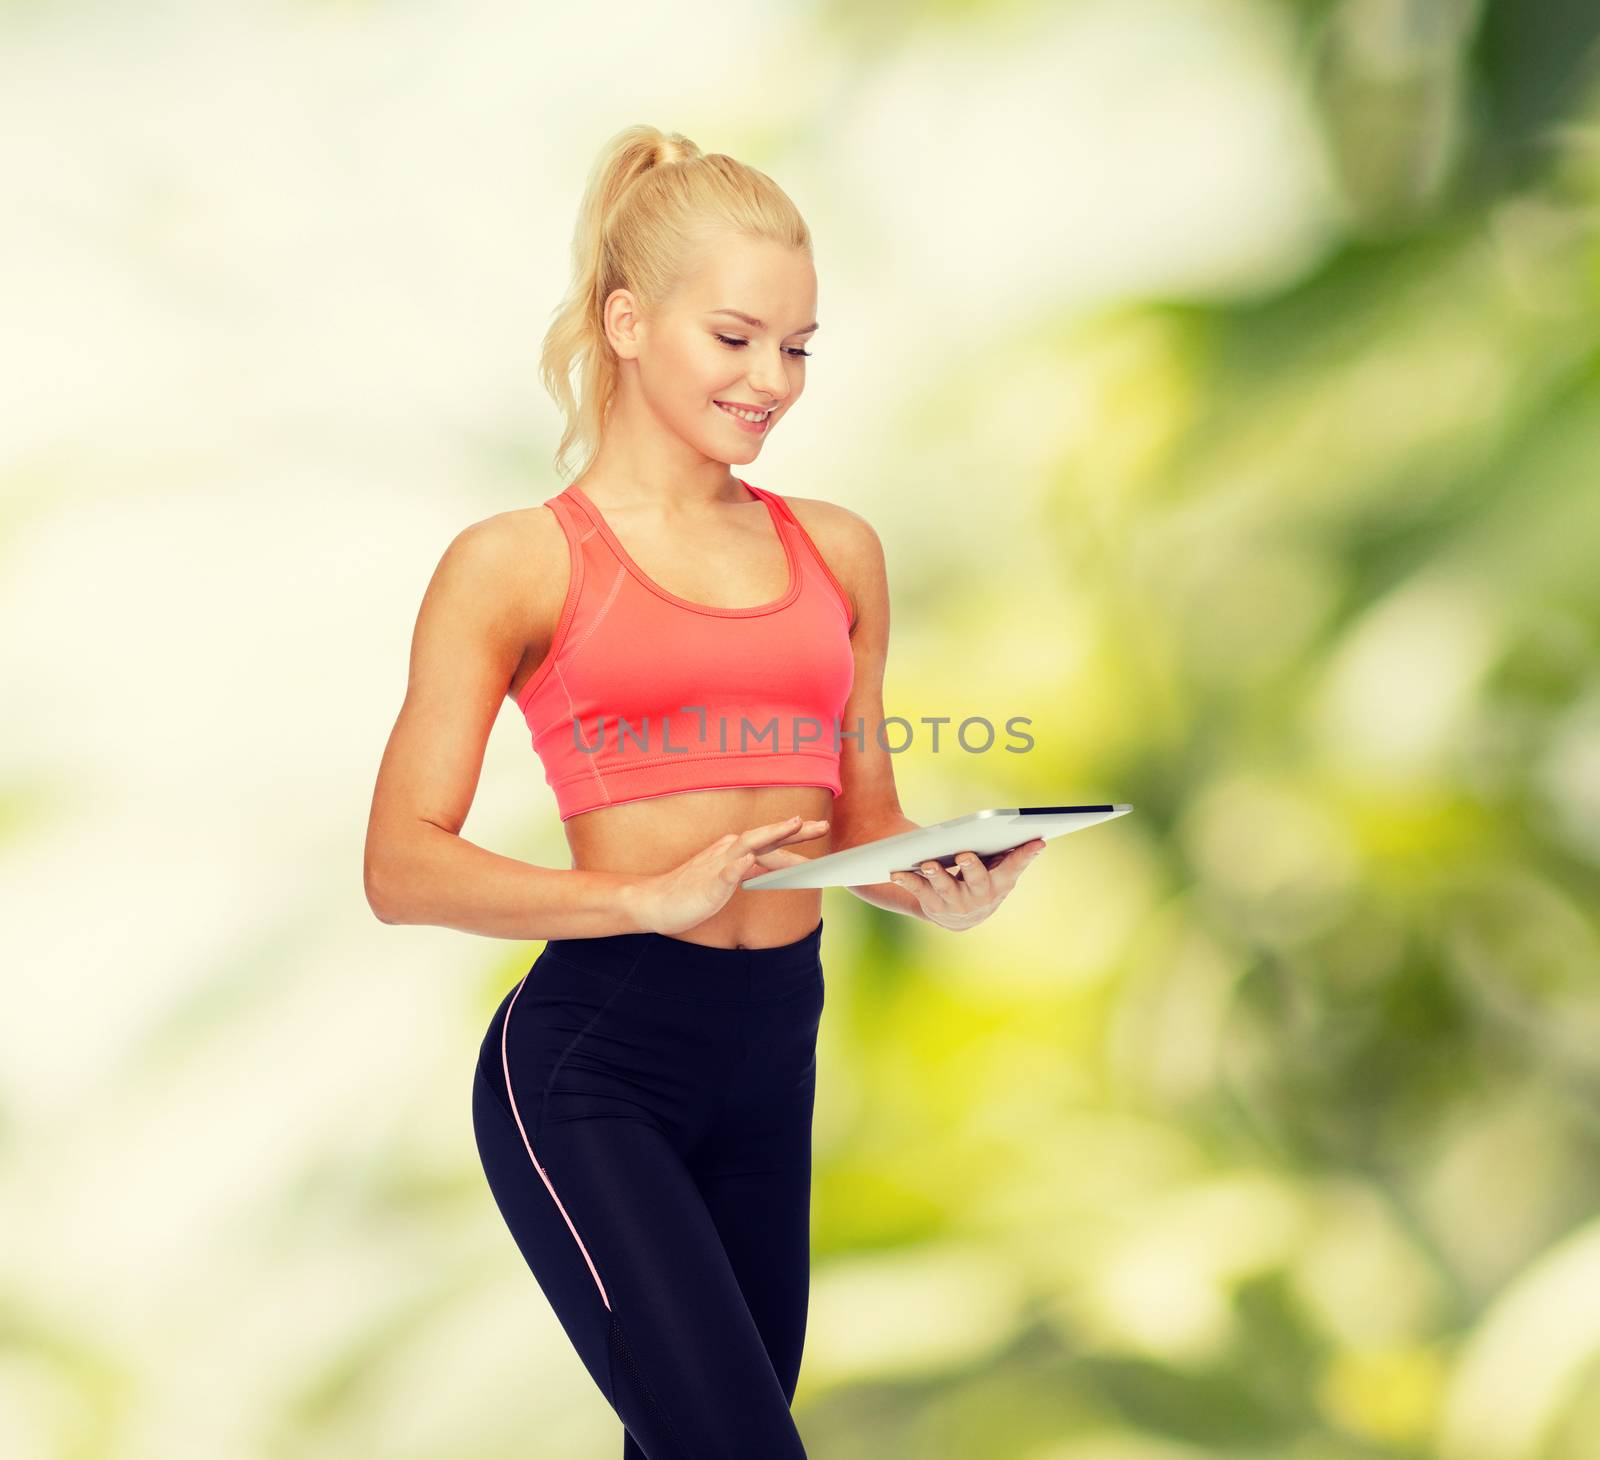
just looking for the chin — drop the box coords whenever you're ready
[703,437,762,464]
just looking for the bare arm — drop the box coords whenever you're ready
[792,500,929,922]
[363,513,649,940]
[842,815,933,918]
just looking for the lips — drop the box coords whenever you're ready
[714,401,772,433]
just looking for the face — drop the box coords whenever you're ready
[603,232,818,465]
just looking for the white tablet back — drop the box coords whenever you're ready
[743,805,1132,890]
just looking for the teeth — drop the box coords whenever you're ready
[717,402,769,423]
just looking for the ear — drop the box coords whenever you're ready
[604,287,645,359]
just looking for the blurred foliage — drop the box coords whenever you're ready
[788,3,1600,1459]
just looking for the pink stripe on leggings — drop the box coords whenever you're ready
[501,976,613,1311]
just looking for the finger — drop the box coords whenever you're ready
[950,850,992,900]
[738,815,830,854]
[756,845,827,867]
[739,848,817,879]
[914,858,963,903]
[988,839,1046,891]
[889,869,930,903]
[771,819,832,847]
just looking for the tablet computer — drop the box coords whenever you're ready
[742,804,1133,890]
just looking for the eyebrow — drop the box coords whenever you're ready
[708,308,820,335]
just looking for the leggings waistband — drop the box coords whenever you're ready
[540,916,825,1000]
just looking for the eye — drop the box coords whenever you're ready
[714,334,812,359]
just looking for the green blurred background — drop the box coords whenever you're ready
[5,0,1600,1456]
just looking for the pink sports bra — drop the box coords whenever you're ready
[515,479,856,821]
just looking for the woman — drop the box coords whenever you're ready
[363,124,1047,1459]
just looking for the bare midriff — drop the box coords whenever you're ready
[563,785,835,949]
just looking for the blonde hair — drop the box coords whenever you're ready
[539,124,812,481]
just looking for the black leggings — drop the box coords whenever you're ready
[471,916,825,1459]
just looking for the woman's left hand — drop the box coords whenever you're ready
[889,838,1047,931]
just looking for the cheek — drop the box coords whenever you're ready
[684,343,736,396]
[643,343,720,407]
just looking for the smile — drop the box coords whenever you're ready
[715,400,773,432]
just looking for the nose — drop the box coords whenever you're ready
[745,351,791,406]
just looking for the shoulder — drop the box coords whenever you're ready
[777,493,884,570]
[774,493,886,637]
[426,502,568,624]
[444,501,570,575]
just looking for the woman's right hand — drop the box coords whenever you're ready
[625,814,831,937]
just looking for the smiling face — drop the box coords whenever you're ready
[603,231,818,466]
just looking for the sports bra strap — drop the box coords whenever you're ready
[764,490,855,633]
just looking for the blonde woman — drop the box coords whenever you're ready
[364,124,1045,1458]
